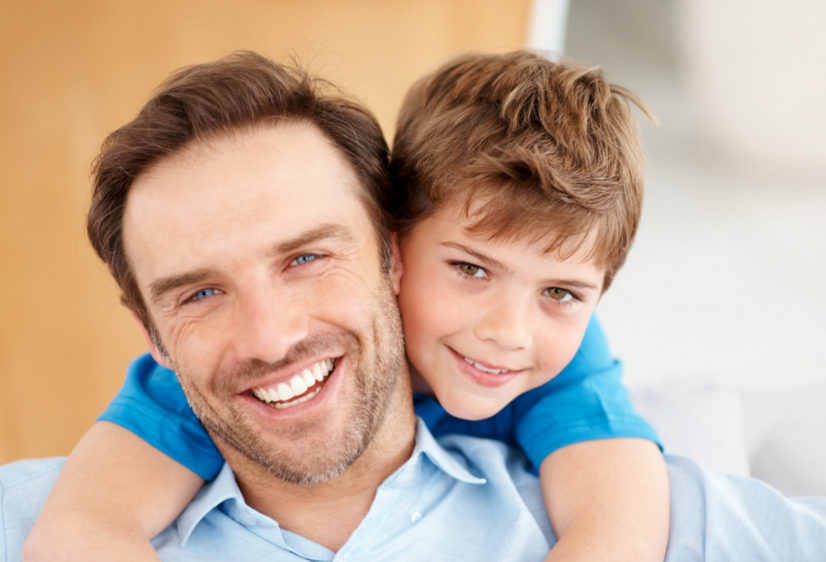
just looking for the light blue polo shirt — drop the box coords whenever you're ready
[3,435,826,561]
[150,419,554,560]
[0,419,554,561]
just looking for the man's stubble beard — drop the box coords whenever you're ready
[170,274,407,485]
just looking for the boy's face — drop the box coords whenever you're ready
[395,201,604,420]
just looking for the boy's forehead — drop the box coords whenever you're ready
[433,195,607,270]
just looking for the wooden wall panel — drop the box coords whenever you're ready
[0,0,530,463]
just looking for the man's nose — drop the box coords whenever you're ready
[232,283,309,364]
[472,296,532,351]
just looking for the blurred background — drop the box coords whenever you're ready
[1,0,824,465]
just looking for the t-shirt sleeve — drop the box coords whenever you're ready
[97,353,225,480]
[512,314,662,470]
[415,393,518,445]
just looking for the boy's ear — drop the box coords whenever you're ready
[390,233,403,296]
[131,311,173,370]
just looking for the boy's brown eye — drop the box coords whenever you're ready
[453,261,488,278]
[547,288,571,301]
[459,263,481,277]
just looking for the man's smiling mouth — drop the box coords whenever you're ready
[251,358,335,409]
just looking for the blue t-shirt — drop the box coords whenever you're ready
[100,315,660,480]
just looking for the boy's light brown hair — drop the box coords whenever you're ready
[391,50,653,290]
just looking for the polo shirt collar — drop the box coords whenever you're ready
[176,462,241,546]
[404,417,487,486]
[175,416,486,546]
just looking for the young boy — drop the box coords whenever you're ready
[26,51,669,561]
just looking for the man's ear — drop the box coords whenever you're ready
[390,233,403,295]
[131,311,173,370]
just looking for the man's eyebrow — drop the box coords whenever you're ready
[272,224,356,255]
[440,242,510,273]
[147,225,355,305]
[149,269,217,306]
[146,225,354,305]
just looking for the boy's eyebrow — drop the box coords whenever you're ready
[440,242,510,273]
[441,241,601,291]
[544,278,601,292]
[149,224,355,305]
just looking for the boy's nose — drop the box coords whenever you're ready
[473,297,532,351]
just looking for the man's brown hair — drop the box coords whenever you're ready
[391,50,653,290]
[87,51,392,338]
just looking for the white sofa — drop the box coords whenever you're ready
[630,379,826,496]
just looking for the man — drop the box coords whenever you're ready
[6,51,555,561]
[2,52,826,562]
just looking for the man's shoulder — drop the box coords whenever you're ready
[0,458,65,562]
[433,432,544,505]
[0,457,65,489]
[428,430,549,512]
[435,433,536,479]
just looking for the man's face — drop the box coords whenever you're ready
[123,123,406,484]
[397,201,604,421]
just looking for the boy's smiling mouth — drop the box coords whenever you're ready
[462,356,514,375]
[447,347,524,388]
[251,358,335,409]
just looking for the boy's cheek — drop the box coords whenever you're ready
[539,314,595,378]
[398,271,461,327]
[397,288,462,377]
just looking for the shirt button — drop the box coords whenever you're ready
[411,512,422,523]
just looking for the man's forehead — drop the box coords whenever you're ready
[135,122,359,196]
[127,123,364,221]
[122,123,373,282]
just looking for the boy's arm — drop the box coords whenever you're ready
[23,421,204,562]
[539,438,670,562]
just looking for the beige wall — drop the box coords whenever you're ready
[0,0,530,463]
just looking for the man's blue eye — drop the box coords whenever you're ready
[292,254,317,265]
[192,288,218,301]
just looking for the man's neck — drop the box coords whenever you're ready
[228,387,417,552]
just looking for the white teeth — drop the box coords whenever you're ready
[274,386,320,409]
[276,382,293,401]
[464,357,507,375]
[312,361,323,381]
[251,358,336,406]
[290,374,308,396]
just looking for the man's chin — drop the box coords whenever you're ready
[222,430,366,485]
[202,401,372,485]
